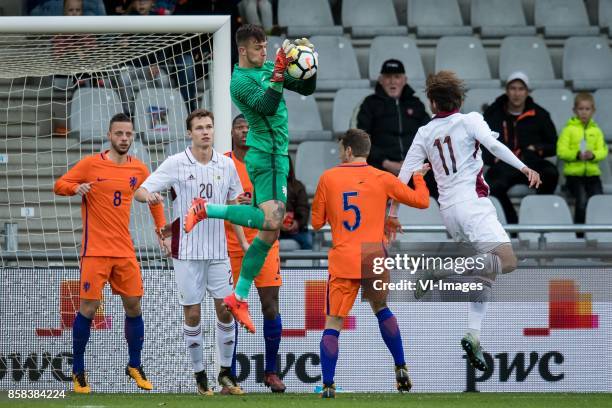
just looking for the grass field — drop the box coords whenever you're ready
[1,392,611,408]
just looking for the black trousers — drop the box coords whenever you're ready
[485,159,559,224]
[565,176,603,224]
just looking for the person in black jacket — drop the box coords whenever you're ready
[356,59,437,196]
[280,157,312,249]
[482,72,559,223]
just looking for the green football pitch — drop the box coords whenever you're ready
[1,392,611,408]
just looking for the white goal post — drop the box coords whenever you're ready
[0,15,233,266]
[0,15,232,153]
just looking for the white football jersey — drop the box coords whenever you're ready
[399,112,500,209]
[141,147,242,260]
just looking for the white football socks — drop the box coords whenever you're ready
[183,322,204,373]
[467,301,489,340]
[216,320,236,368]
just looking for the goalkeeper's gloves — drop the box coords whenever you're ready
[294,37,315,51]
[272,39,295,83]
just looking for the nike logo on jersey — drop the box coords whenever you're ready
[96,177,108,182]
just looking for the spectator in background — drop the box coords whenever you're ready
[483,72,559,224]
[280,157,312,250]
[240,0,274,33]
[64,0,82,15]
[557,93,608,224]
[117,0,198,113]
[356,59,437,197]
[173,0,242,65]
[104,0,129,14]
[125,0,173,14]
[29,0,105,15]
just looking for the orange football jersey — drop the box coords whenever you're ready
[54,152,166,257]
[311,162,429,279]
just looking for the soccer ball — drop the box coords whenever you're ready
[287,45,318,80]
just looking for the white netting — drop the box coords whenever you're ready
[0,23,224,393]
[0,31,213,268]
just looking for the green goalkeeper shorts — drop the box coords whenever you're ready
[245,148,289,206]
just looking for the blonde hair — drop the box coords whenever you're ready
[574,92,595,109]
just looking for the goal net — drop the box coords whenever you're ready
[0,16,232,393]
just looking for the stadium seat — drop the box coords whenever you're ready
[507,184,535,198]
[308,36,370,91]
[600,156,612,194]
[413,89,432,116]
[435,37,500,89]
[166,138,191,157]
[518,195,579,245]
[396,200,449,242]
[471,0,536,37]
[332,88,373,135]
[407,0,472,37]
[563,37,612,90]
[368,36,425,86]
[534,0,600,37]
[129,200,159,251]
[489,196,507,225]
[499,37,564,89]
[266,36,284,62]
[530,89,574,133]
[461,88,503,114]
[593,89,612,142]
[585,195,612,243]
[278,0,342,37]
[279,239,301,251]
[599,0,612,30]
[283,92,332,142]
[70,88,124,142]
[134,88,188,144]
[295,141,339,195]
[342,0,407,38]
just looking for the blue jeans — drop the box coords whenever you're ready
[280,230,313,250]
[168,53,198,112]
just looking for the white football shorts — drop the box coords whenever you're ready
[172,258,233,305]
[440,197,510,254]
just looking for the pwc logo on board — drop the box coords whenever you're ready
[282,280,356,338]
[524,280,599,336]
[35,280,112,337]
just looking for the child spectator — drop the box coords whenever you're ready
[557,93,608,224]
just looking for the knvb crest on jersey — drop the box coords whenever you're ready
[129,176,138,190]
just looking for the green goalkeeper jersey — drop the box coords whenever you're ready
[230,61,317,155]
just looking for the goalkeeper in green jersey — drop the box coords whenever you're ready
[183,24,316,334]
